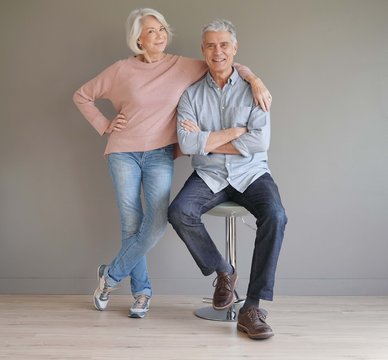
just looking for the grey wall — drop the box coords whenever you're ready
[1,0,387,296]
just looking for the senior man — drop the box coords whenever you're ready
[168,19,287,340]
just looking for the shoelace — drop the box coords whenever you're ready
[133,296,149,310]
[102,284,112,293]
[248,308,267,323]
[212,274,233,293]
[100,287,112,301]
[100,283,116,300]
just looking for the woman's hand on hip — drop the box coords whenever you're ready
[105,113,128,134]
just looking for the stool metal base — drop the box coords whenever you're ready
[194,302,243,322]
[195,202,250,322]
[195,303,267,322]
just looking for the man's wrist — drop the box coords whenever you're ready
[229,128,242,139]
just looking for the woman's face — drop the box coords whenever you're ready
[138,16,168,56]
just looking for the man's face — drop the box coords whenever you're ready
[201,31,237,76]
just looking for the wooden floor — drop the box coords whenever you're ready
[0,295,387,359]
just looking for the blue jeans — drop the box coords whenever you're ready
[105,145,174,297]
[168,171,287,301]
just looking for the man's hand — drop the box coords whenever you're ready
[181,120,247,137]
[180,120,201,133]
[179,119,246,154]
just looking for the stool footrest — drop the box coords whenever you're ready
[194,303,242,321]
[195,305,267,322]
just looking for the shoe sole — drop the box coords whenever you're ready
[93,265,107,311]
[213,297,236,310]
[128,311,146,318]
[93,289,105,311]
[129,306,149,318]
[237,323,274,340]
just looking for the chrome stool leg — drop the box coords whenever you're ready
[194,214,244,322]
[226,214,245,304]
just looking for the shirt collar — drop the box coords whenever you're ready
[206,66,238,88]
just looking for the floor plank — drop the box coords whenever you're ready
[0,295,387,359]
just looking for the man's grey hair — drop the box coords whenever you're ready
[201,19,237,45]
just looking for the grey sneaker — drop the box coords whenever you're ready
[93,265,115,311]
[128,295,151,318]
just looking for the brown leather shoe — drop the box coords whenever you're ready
[237,307,274,340]
[212,271,238,310]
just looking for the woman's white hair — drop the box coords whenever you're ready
[202,19,237,45]
[125,8,173,54]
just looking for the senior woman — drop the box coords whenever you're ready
[73,8,272,319]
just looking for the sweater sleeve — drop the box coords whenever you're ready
[179,57,208,85]
[234,63,254,81]
[73,61,121,136]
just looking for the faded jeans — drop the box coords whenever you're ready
[105,145,174,297]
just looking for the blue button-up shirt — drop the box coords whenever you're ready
[177,68,271,193]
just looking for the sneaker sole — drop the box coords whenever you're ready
[128,311,146,318]
[97,265,105,283]
[93,265,107,311]
[129,306,149,316]
[93,288,107,311]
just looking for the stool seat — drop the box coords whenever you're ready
[194,201,249,322]
[206,201,250,217]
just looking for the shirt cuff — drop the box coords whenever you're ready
[198,131,210,155]
[231,138,250,157]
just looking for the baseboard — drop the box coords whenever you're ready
[1,277,388,295]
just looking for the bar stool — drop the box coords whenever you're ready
[194,201,250,322]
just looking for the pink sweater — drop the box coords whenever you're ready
[73,54,251,155]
